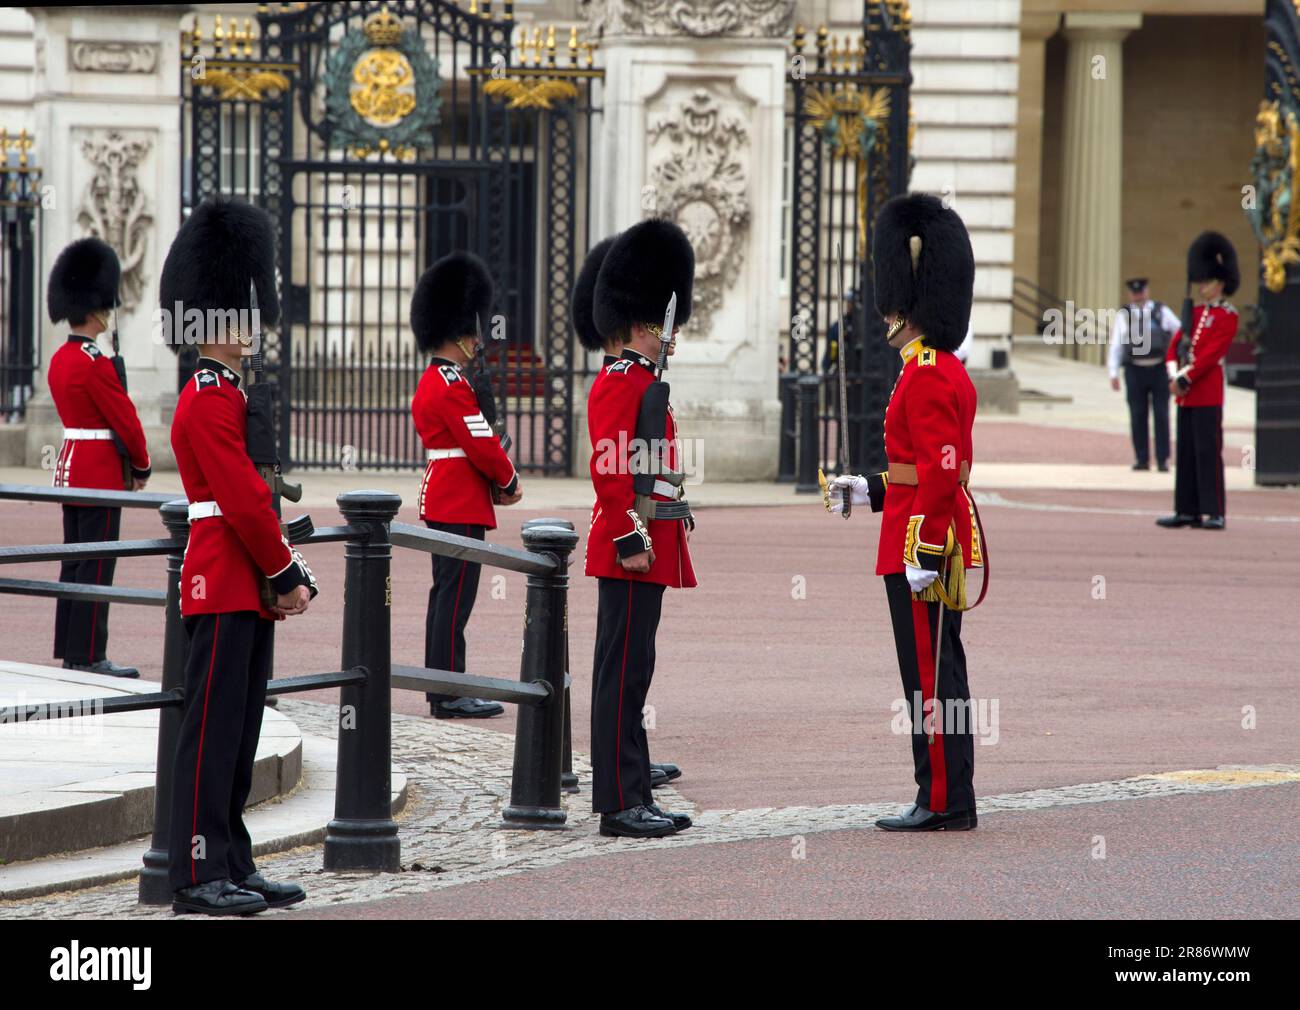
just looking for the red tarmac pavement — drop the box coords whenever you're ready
[284,785,1297,919]
[1,484,1296,819]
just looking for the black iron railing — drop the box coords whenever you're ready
[0,483,579,903]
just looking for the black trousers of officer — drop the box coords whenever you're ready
[53,504,121,664]
[1174,405,1226,518]
[1124,362,1170,467]
[591,577,665,814]
[884,574,975,814]
[168,612,273,891]
[424,521,485,703]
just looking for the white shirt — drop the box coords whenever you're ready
[1108,299,1183,378]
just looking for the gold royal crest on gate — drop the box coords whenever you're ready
[325,7,442,160]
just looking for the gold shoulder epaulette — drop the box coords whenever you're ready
[918,347,938,367]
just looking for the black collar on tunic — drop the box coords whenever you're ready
[66,334,96,344]
[620,347,656,374]
[430,356,462,370]
[196,356,242,388]
[602,354,619,368]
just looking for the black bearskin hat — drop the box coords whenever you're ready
[1186,231,1239,296]
[410,251,494,353]
[872,193,974,353]
[159,197,280,353]
[572,235,617,352]
[593,218,694,336]
[48,237,120,324]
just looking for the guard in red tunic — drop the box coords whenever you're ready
[410,252,522,719]
[831,194,985,831]
[1157,232,1239,531]
[161,198,317,916]
[46,237,151,678]
[585,219,696,838]
[573,233,683,792]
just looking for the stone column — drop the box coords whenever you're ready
[24,5,189,470]
[577,0,794,480]
[1012,6,1061,314]
[1055,11,1141,364]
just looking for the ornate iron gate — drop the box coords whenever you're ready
[181,2,599,472]
[784,2,911,479]
[1,129,40,423]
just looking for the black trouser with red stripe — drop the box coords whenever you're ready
[168,611,273,891]
[590,577,665,814]
[884,574,975,814]
[1174,404,1226,518]
[53,504,121,664]
[424,521,485,703]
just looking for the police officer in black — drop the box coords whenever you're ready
[1107,278,1182,471]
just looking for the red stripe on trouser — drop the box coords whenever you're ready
[190,615,220,884]
[911,597,948,813]
[87,509,111,660]
[448,561,468,670]
[615,581,632,809]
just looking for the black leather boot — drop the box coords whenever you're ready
[431,697,505,719]
[1155,514,1201,528]
[172,879,267,916]
[646,803,692,831]
[599,805,677,838]
[875,804,978,832]
[236,872,306,909]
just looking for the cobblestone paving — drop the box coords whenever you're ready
[2,698,1294,920]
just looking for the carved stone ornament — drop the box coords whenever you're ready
[581,0,794,39]
[648,89,750,334]
[69,41,159,74]
[77,131,153,311]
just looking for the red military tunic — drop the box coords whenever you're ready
[1166,300,1237,407]
[48,335,151,493]
[585,348,695,589]
[866,338,982,577]
[171,359,302,619]
[412,357,518,529]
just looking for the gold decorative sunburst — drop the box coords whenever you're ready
[803,86,891,161]
[484,78,579,110]
[201,67,290,102]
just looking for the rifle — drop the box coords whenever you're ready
[818,242,852,517]
[106,303,133,489]
[632,293,682,531]
[244,280,311,609]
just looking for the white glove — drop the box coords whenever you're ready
[905,564,938,593]
[829,474,871,513]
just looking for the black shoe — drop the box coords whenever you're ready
[1155,514,1201,528]
[432,697,505,719]
[1199,515,1225,530]
[650,762,682,783]
[599,805,677,838]
[875,803,977,832]
[1157,462,1169,472]
[646,803,691,831]
[650,766,669,789]
[172,879,267,916]
[236,872,306,909]
[1132,461,1149,471]
[67,659,139,679]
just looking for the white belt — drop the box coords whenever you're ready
[188,501,222,521]
[63,428,115,441]
[427,448,467,461]
[653,479,680,499]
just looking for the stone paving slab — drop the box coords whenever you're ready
[0,729,407,900]
[2,697,1292,919]
[0,661,301,863]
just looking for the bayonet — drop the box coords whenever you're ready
[654,291,676,378]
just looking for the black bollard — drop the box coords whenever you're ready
[795,374,822,493]
[138,500,191,905]
[325,490,402,871]
[521,518,579,794]
[777,372,797,483]
[502,520,578,828]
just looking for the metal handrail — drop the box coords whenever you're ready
[389,520,558,576]
[0,484,180,509]
[0,577,166,606]
[390,664,551,707]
